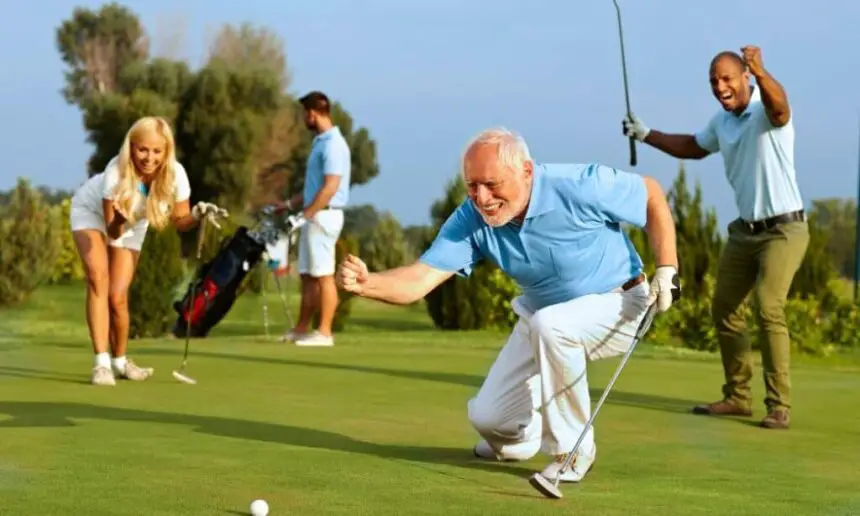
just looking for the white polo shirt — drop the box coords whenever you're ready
[694,84,804,222]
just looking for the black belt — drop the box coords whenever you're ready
[740,210,806,234]
[622,273,645,291]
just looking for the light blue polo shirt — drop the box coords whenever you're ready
[303,126,351,209]
[419,163,648,312]
[694,84,804,222]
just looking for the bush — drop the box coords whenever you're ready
[0,179,62,306]
[128,227,186,338]
[48,198,85,284]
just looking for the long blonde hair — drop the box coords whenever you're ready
[112,116,177,230]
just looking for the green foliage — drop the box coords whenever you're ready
[128,227,186,338]
[357,212,413,272]
[48,198,85,284]
[422,176,521,331]
[174,62,283,213]
[55,2,148,105]
[0,179,63,306]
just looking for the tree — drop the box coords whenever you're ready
[0,179,62,306]
[173,61,283,212]
[55,2,148,105]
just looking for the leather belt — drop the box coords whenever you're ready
[741,210,805,234]
[621,273,646,291]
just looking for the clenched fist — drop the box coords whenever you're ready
[741,45,765,77]
[336,254,370,295]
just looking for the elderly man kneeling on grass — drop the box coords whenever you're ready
[335,127,681,484]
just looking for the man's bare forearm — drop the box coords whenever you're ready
[360,262,453,305]
[643,178,679,269]
[754,70,790,126]
[644,131,710,160]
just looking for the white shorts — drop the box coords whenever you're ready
[69,202,149,251]
[298,209,344,277]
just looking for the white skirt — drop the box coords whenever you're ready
[69,202,149,251]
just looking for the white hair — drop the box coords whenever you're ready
[461,127,532,174]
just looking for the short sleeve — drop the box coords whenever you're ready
[101,157,120,200]
[322,140,350,177]
[694,114,720,154]
[173,162,191,202]
[583,164,648,228]
[418,202,482,277]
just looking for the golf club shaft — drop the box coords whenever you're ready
[554,303,657,480]
[613,0,637,167]
[182,215,210,364]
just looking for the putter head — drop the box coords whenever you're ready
[172,370,197,385]
[528,473,563,499]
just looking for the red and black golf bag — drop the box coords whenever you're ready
[172,226,267,338]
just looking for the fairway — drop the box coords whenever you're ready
[1,283,859,515]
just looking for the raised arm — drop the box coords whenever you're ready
[742,45,790,127]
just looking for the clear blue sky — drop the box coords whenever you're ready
[3,0,858,228]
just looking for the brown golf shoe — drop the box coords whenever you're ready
[691,399,752,417]
[760,409,790,429]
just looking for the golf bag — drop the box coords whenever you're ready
[172,226,267,338]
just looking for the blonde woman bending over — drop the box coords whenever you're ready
[69,116,228,386]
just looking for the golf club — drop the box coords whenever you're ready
[613,0,637,167]
[528,300,659,499]
[172,213,215,385]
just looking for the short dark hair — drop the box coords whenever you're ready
[299,90,330,115]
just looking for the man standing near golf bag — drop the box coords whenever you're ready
[280,91,351,347]
[622,46,809,429]
[336,127,681,484]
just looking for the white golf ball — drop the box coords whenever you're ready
[250,499,269,516]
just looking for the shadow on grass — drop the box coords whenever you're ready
[0,401,531,480]
[133,348,701,416]
[0,366,90,384]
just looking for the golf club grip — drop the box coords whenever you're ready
[628,137,637,167]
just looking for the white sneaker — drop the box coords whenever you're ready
[91,366,116,386]
[118,360,154,381]
[294,331,334,347]
[473,439,500,460]
[280,329,306,342]
[539,448,596,483]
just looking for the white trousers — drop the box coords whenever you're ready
[466,281,650,459]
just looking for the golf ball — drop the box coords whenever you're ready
[250,499,269,516]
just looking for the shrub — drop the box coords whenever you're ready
[48,198,85,284]
[0,179,62,306]
[128,227,186,338]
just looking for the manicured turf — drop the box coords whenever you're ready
[1,282,859,515]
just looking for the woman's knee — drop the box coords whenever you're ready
[84,267,110,295]
[108,288,129,313]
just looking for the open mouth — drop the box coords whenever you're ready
[481,202,503,215]
[718,91,733,102]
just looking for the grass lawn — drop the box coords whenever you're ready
[1,281,859,515]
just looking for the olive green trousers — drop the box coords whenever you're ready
[711,218,810,411]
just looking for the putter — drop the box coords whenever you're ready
[613,0,637,167]
[172,214,213,385]
[529,301,659,499]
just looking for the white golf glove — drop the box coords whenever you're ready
[622,113,651,142]
[192,201,229,221]
[648,265,681,313]
[287,213,307,231]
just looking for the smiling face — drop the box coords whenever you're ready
[709,54,751,113]
[130,128,168,178]
[463,142,533,227]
